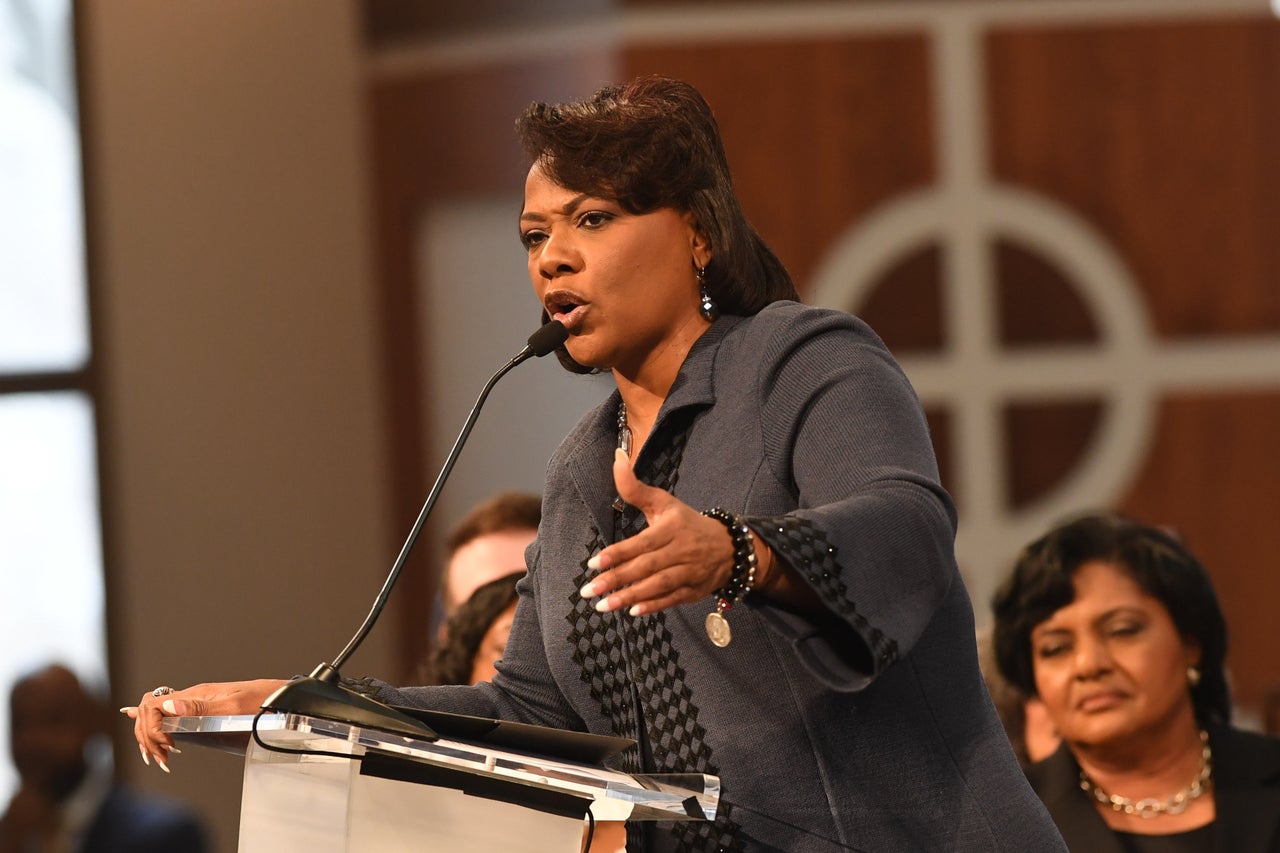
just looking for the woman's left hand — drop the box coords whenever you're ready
[578,449,742,616]
[120,679,286,772]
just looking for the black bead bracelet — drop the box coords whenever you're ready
[701,507,757,647]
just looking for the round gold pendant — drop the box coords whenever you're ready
[705,611,732,647]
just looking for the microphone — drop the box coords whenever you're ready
[514,317,572,363]
[261,320,569,739]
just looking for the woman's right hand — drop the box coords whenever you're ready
[120,678,287,772]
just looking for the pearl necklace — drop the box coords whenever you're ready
[1078,730,1212,819]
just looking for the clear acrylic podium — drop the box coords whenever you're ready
[164,712,719,852]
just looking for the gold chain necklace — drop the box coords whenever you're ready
[1078,730,1212,819]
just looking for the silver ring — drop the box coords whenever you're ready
[151,685,175,698]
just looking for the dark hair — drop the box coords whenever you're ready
[424,571,523,686]
[516,75,799,373]
[445,491,541,558]
[992,513,1231,725]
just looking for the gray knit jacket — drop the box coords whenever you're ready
[361,301,1066,852]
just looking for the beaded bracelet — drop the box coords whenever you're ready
[701,507,757,647]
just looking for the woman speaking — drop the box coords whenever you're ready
[125,76,1063,851]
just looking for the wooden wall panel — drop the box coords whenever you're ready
[988,17,1280,711]
[988,19,1280,338]
[365,5,1280,717]
[624,36,935,288]
[367,58,610,676]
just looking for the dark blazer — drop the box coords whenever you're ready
[1026,726,1280,852]
[81,785,209,853]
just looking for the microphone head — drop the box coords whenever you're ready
[526,320,569,357]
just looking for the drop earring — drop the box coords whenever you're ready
[1187,665,1202,687]
[697,264,718,321]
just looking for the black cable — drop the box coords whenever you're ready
[582,805,596,851]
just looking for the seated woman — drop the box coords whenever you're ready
[992,513,1280,851]
[424,571,522,686]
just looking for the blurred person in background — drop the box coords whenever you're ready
[423,571,522,686]
[433,491,540,641]
[993,513,1280,851]
[0,664,208,853]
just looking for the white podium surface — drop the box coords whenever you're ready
[164,713,718,852]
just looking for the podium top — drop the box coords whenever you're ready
[164,712,719,824]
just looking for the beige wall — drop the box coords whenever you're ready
[80,2,392,848]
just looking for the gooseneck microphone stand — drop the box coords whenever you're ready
[260,320,570,738]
